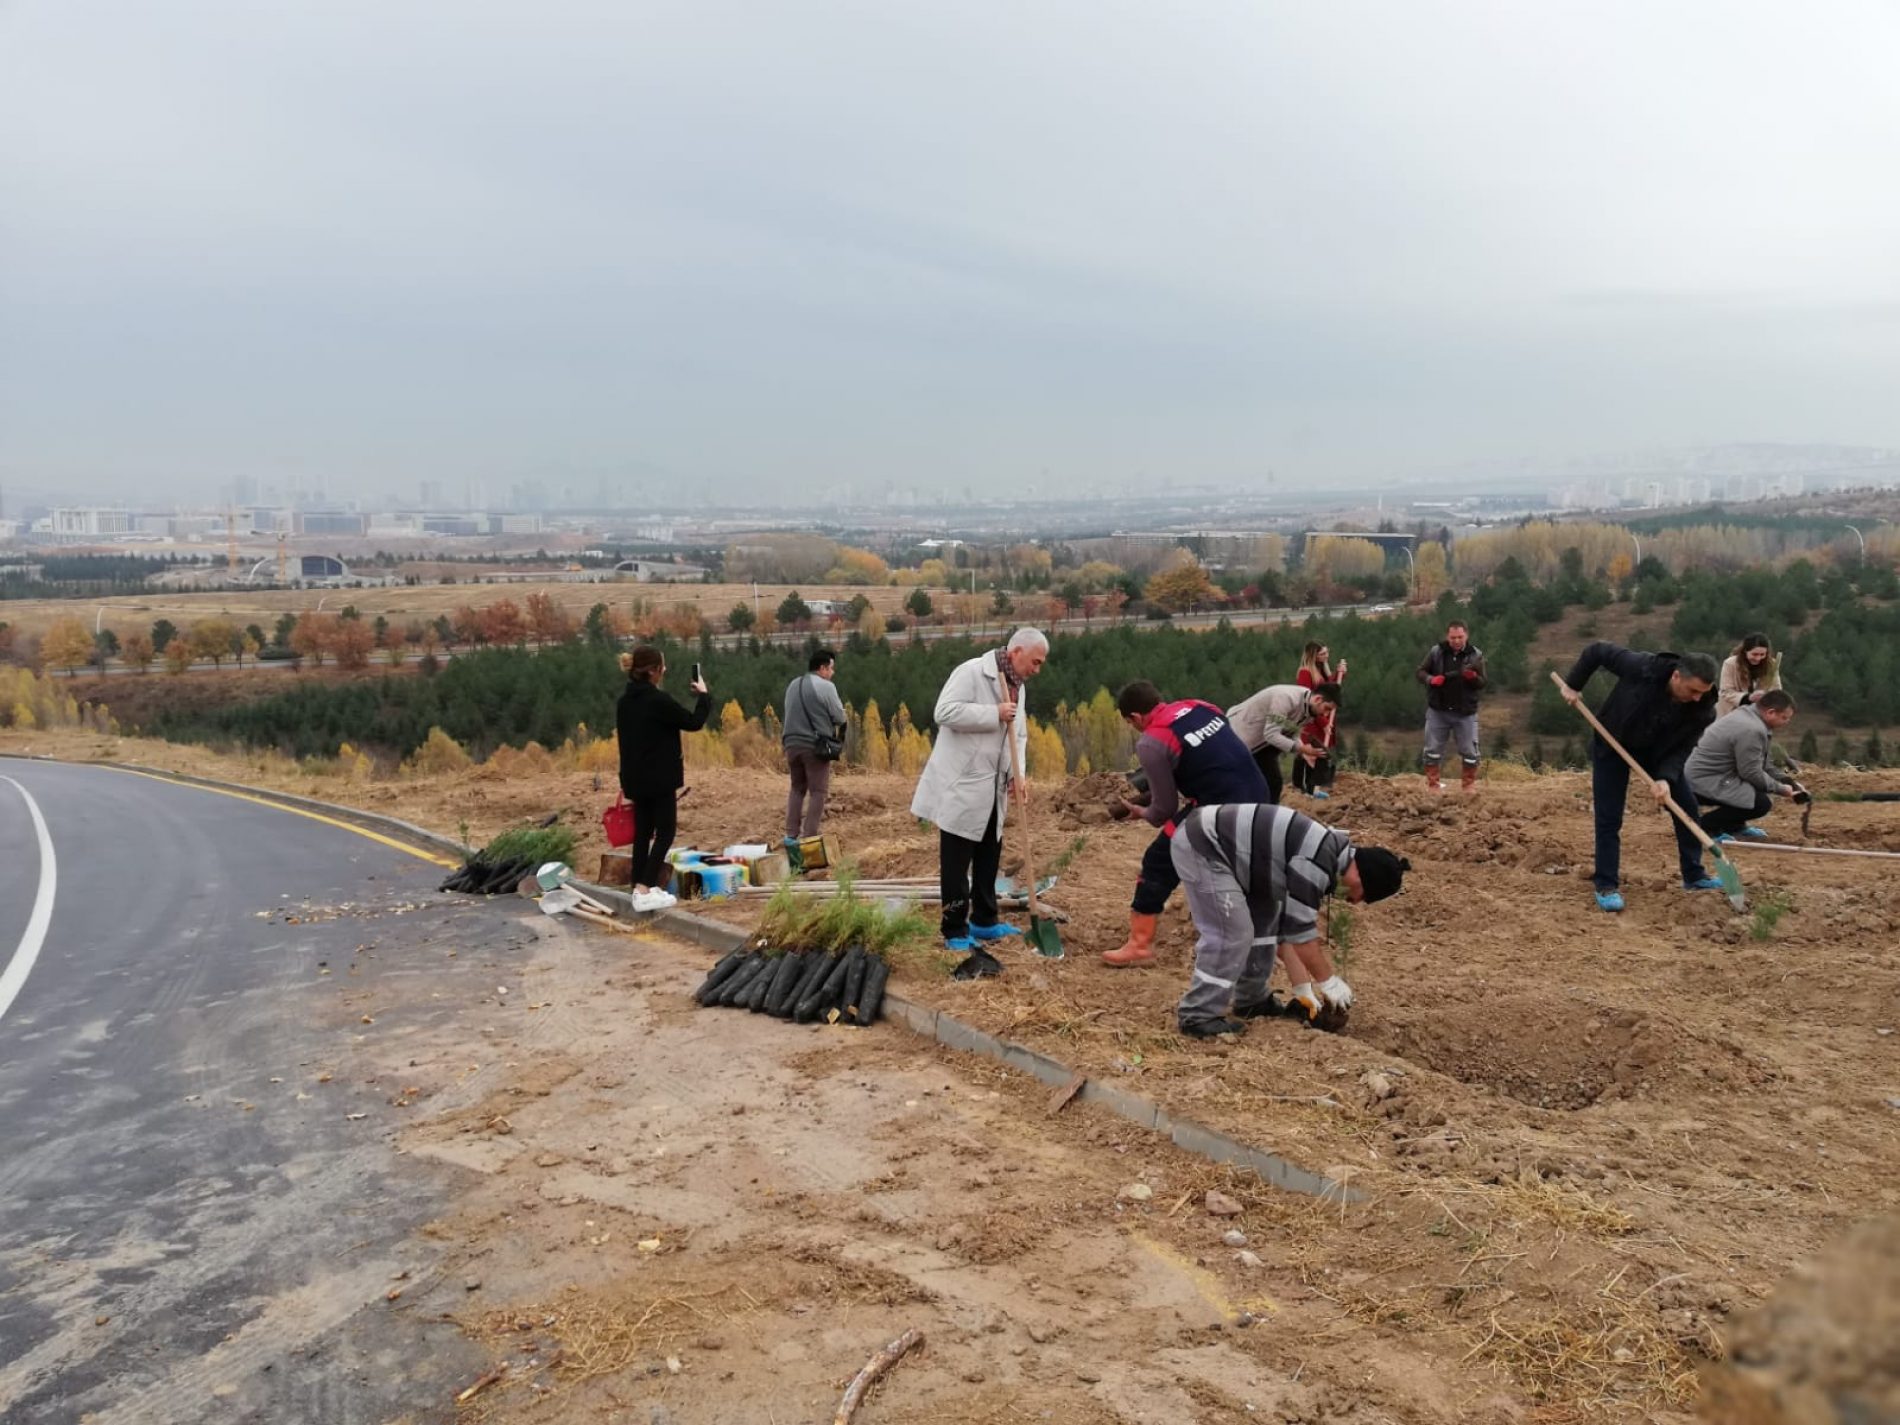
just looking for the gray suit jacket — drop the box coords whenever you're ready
[1688,705,1792,809]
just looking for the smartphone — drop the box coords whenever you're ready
[692,662,703,684]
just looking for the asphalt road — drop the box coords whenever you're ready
[0,760,528,1424]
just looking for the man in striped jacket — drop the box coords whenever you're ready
[1171,802,1409,1038]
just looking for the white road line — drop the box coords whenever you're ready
[0,775,57,1023]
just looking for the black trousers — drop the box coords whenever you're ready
[1699,790,1773,838]
[1291,754,1334,794]
[940,803,1002,939]
[1131,829,1180,915]
[629,788,678,888]
[1252,748,1284,804]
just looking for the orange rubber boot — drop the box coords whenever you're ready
[1461,763,1478,792]
[1102,912,1159,968]
[1425,764,1442,792]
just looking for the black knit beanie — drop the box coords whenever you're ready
[1352,846,1409,902]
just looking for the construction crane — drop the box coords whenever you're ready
[277,532,288,585]
[227,506,239,574]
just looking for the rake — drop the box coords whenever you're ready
[1550,672,1745,911]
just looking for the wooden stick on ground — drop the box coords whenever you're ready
[454,1363,508,1404]
[833,1327,924,1425]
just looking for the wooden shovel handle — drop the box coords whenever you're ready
[1004,723,1043,917]
[1548,671,1718,855]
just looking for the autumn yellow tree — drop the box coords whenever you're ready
[1413,541,1449,600]
[42,617,94,676]
[1082,688,1130,772]
[1144,559,1218,613]
[826,547,890,584]
[888,704,932,778]
[1025,717,1067,777]
[857,700,890,771]
[189,618,239,668]
[1305,535,1386,583]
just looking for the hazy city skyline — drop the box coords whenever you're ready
[4,2,1898,505]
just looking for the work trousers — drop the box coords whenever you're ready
[785,747,833,839]
[1251,748,1285,805]
[1422,709,1480,767]
[1170,833,1280,1028]
[1699,789,1774,838]
[629,788,678,890]
[939,803,1002,940]
[1589,744,1705,892]
[1131,829,1180,915]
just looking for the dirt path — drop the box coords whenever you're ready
[393,913,1523,1425]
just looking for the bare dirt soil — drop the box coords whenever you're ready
[9,727,1900,1421]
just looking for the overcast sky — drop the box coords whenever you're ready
[3,0,1897,505]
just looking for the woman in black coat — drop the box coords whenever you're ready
[616,645,711,909]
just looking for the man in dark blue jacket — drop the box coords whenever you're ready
[1103,681,1268,968]
[1557,644,1721,912]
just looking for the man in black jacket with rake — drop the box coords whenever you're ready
[1557,643,1720,914]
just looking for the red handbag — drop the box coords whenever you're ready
[602,795,635,848]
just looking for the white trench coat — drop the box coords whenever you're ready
[910,649,1029,843]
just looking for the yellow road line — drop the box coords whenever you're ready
[110,766,458,867]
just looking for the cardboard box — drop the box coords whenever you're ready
[597,851,634,887]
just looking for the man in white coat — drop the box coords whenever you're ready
[911,627,1049,979]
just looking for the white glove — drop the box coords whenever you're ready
[1319,975,1354,1009]
[1288,982,1323,1019]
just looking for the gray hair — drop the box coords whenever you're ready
[1679,651,1720,686]
[1007,627,1049,654]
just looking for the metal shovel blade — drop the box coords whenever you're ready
[1026,913,1064,959]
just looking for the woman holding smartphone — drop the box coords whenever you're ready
[616,644,711,911]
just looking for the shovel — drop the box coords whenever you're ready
[1005,726,1064,958]
[1550,672,1745,911]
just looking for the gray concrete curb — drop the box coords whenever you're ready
[620,896,1356,1204]
[13,753,1354,1203]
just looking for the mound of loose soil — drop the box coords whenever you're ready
[1047,770,1136,829]
[1701,1213,1900,1422]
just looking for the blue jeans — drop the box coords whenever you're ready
[1590,743,1705,891]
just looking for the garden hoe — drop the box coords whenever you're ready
[1550,672,1745,912]
[1006,728,1064,958]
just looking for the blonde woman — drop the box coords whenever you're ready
[1293,641,1346,798]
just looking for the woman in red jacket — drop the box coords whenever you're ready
[1292,641,1345,798]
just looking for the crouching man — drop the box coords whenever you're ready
[1170,802,1408,1038]
[1688,689,1804,841]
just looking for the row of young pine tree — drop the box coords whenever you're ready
[136,560,1900,770]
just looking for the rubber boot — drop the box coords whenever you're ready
[1102,911,1159,968]
[1425,763,1442,792]
[1461,762,1478,793]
